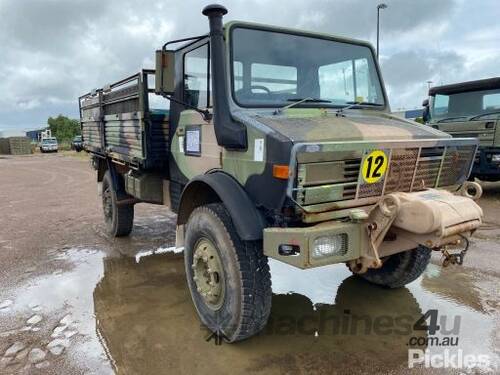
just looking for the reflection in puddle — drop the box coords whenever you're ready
[92,253,439,374]
[413,264,499,365]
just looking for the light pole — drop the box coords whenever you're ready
[376,3,388,61]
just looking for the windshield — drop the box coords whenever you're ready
[43,139,57,144]
[230,27,385,108]
[430,88,500,122]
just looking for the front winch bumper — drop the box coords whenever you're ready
[263,185,483,269]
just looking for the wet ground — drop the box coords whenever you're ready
[0,153,499,374]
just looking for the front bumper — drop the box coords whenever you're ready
[264,221,365,269]
[471,147,500,179]
[264,188,483,269]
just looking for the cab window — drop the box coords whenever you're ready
[483,93,500,110]
[318,58,376,104]
[184,44,211,108]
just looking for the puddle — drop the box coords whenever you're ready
[0,244,498,374]
[0,247,113,374]
[92,253,498,374]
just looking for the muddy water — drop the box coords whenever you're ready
[1,240,498,374]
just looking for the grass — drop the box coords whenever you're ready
[61,150,90,160]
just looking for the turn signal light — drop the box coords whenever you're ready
[273,165,290,179]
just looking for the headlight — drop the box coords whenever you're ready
[492,154,500,163]
[312,234,348,258]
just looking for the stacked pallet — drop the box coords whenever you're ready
[0,137,32,155]
[0,138,9,154]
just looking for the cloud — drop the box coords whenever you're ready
[0,0,498,130]
[381,49,467,109]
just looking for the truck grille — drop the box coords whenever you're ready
[294,144,476,207]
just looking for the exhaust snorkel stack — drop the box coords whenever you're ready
[202,4,247,150]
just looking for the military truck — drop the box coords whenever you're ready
[423,77,500,181]
[80,4,484,342]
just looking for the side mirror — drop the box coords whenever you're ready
[421,98,430,123]
[155,50,175,95]
[422,105,430,123]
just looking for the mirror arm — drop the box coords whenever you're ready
[162,35,207,52]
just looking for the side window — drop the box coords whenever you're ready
[318,60,354,103]
[483,93,500,110]
[354,58,371,102]
[250,63,297,94]
[434,94,449,115]
[184,44,210,108]
[234,61,243,91]
[318,58,376,104]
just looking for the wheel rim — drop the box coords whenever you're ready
[102,186,113,222]
[192,238,225,311]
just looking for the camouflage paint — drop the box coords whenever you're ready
[258,108,448,143]
[171,109,222,180]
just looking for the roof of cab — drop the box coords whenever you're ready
[429,77,500,96]
[224,21,375,51]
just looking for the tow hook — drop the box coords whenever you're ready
[441,235,470,267]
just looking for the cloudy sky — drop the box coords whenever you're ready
[0,0,499,132]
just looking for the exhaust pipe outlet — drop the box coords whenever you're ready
[202,4,247,150]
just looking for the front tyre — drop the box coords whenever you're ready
[102,171,134,237]
[184,203,272,342]
[354,246,432,288]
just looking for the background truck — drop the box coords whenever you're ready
[71,135,83,152]
[423,77,500,181]
[80,4,484,342]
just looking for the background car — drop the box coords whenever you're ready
[39,137,58,153]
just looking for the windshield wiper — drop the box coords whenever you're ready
[436,116,469,123]
[274,97,332,114]
[469,111,500,121]
[286,97,332,103]
[336,101,384,116]
[345,101,384,106]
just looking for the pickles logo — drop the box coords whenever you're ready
[362,150,388,183]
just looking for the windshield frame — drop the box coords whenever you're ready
[227,22,389,111]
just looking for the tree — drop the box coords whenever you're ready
[47,115,80,141]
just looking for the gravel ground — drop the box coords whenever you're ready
[0,153,498,374]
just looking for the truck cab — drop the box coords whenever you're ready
[81,4,484,342]
[423,77,500,181]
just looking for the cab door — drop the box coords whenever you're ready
[171,42,222,181]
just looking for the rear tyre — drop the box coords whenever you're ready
[184,203,272,342]
[102,171,134,237]
[354,246,432,288]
